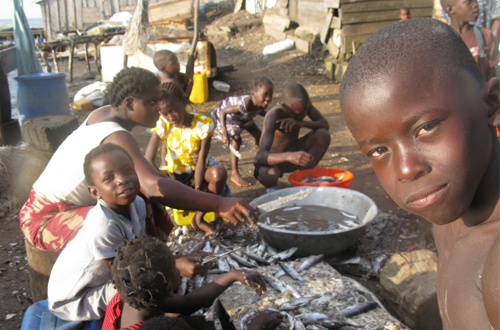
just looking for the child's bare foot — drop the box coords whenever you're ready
[231,174,252,187]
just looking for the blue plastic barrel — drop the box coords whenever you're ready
[15,73,69,123]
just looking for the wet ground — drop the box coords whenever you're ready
[0,12,435,329]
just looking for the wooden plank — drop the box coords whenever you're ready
[67,0,76,30]
[297,11,328,32]
[331,16,341,28]
[82,7,100,24]
[75,0,83,30]
[149,0,192,23]
[289,0,298,21]
[321,9,334,43]
[277,0,289,7]
[342,7,432,24]
[342,20,398,36]
[324,0,340,7]
[298,0,327,12]
[341,1,433,13]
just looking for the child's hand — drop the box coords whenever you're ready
[222,134,229,148]
[232,270,266,295]
[247,310,284,330]
[288,151,314,167]
[276,118,302,132]
[175,253,211,278]
[218,197,258,226]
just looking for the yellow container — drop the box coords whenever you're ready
[189,71,209,104]
[172,209,218,226]
[73,99,93,111]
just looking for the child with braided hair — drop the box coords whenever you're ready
[102,236,267,329]
[145,81,229,234]
[212,77,274,187]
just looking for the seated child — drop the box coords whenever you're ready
[153,50,193,97]
[441,0,499,81]
[145,82,229,234]
[339,18,499,330]
[48,143,146,321]
[212,77,274,187]
[102,235,266,329]
[254,83,331,192]
[399,7,410,20]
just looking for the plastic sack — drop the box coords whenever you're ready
[109,12,133,26]
[74,82,108,107]
[262,39,295,55]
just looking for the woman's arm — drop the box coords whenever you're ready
[102,131,257,225]
[145,133,161,166]
[161,270,265,314]
[219,106,240,147]
[194,137,211,190]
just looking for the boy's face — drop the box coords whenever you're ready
[284,100,308,120]
[88,150,140,215]
[126,86,161,128]
[342,69,492,225]
[159,95,186,127]
[165,56,180,75]
[449,0,479,22]
[252,84,273,109]
[399,9,410,20]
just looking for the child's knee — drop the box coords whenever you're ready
[258,166,280,186]
[232,134,242,144]
[314,128,331,145]
[211,165,228,182]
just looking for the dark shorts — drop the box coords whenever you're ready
[253,132,311,179]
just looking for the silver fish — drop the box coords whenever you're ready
[202,241,212,253]
[265,217,271,225]
[242,250,270,265]
[340,210,358,219]
[297,254,325,272]
[271,223,290,229]
[280,296,320,311]
[274,269,286,278]
[317,320,363,329]
[269,247,298,264]
[208,269,227,275]
[257,243,267,257]
[294,320,307,330]
[226,256,240,270]
[213,244,221,254]
[279,261,305,281]
[189,239,206,254]
[177,277,188,296]
[283,206,302,211]
[195,275,205,289]
[342,302,378,318]
[296,313,329,322]
[344,219,359,227]
[266,245,279,256]
[229,253,256,268]
[217,257,231,272]
[262,274,286,293]
[285,283,302,298]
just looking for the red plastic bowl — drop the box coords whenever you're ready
[288,168,354,188]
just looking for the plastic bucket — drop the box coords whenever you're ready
[15,73,69,123]
[289,168,354,188]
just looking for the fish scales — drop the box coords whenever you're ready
[269,247,298,264]
[229,253,256,268]
[262,274,286,293]
[297,254,325,272]
[279,261,305,281]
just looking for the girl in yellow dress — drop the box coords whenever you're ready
[145,82,229,234]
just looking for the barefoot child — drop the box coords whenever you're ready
[48,144,146,321]
[102,236,266,329]
[339,18,499,329]
[441,0,499,81]
[145,82,229,234]
[254,83,330,192]
[212,77,274,187]
[153,50,194,97]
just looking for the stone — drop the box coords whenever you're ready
[294,27,319,43]
[287,35,310,54]
[380,250,442,330]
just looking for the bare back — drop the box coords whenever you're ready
[433,201,500,330]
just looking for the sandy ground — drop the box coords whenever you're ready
[0,12,435,329]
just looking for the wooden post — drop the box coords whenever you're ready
[25,240,61,302]
[84,42,91,72]
[41,51,52,73]
[68,41,75,82]
[22,114,79,153]
[94,42,100,71]
[51,49,59,73]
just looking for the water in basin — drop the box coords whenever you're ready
[259,205,361,232]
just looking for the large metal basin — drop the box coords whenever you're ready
[251,187,378,257]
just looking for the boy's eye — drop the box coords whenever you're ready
[367,147,388,157]
[103,175,114,182]
[416,122,438,137]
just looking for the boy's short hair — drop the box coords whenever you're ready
[108,67,160,108]
[153,50,176,70]
[111,236,177,311]
[283,83,310,106]
[140,316,193,330]
[339,18,482,108]
[251,76,273,90]
[83,143,133,185]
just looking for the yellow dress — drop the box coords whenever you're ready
[152,113,214,175]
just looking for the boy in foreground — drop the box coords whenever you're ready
[339,18,499,329]
[254,83,331,191]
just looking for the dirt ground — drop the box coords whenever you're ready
[0,12,435,329]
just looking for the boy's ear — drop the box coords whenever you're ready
[483,77,500,127]
[124,96,134,111]
[88,186,101,200]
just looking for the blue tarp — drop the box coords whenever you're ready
[13,0,43,75]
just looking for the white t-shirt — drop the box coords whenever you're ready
[33,112,128,206]
[48,196,146,321]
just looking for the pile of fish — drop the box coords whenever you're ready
[300,171,345,184]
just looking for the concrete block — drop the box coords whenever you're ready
[287,35,310,53]
[264,23,287,41]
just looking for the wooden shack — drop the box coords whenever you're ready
[35,0,193,41]
[264,0,434,57]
